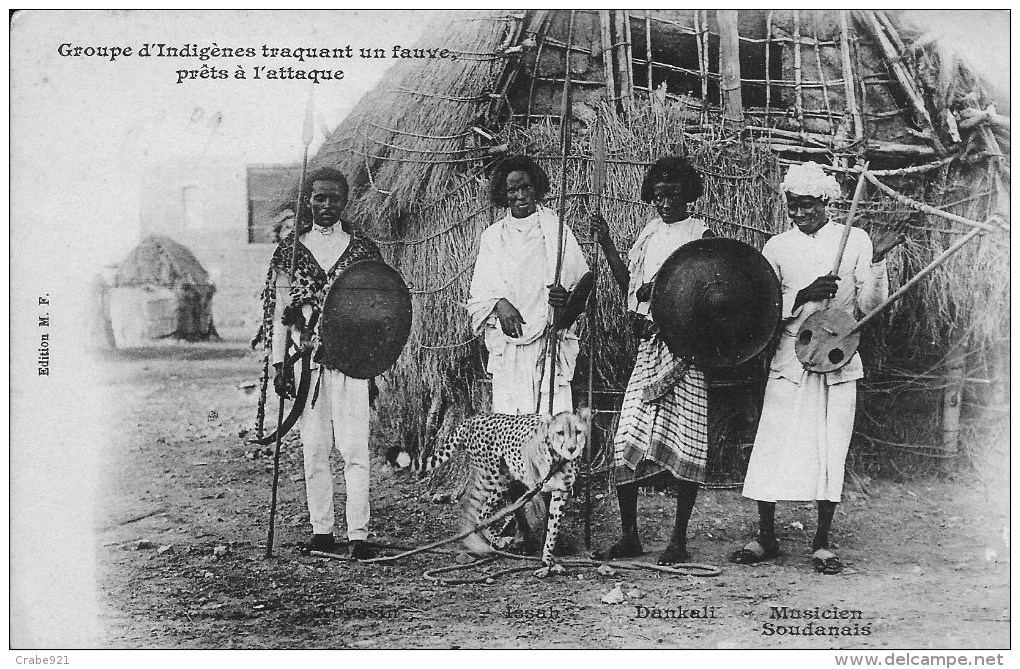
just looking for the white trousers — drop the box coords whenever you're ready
[298,367,370,540]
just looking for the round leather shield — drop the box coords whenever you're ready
[651,237,782,368]
[319,260,413,379]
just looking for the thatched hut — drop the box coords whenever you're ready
[111,235,218,346]
[287,10,1008,477]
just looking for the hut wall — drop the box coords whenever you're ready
[109,285,178,347]
[303,9,1007,471]
[138,155,268,340]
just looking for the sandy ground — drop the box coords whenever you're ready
[90,343,1009,649]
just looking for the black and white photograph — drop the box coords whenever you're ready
[9,8,1011,658]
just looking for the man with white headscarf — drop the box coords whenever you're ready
[731,162,901,574]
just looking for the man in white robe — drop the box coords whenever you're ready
[468,157,590,415]
[732,162,900,574]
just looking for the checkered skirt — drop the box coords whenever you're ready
[613,336,709,484]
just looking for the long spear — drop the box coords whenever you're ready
[266,89,315,559]
[584,113,607,551]
[546,10,575,415]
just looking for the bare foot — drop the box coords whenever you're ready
[594,535,643,560]
[657,543,691,565]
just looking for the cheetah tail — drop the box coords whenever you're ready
[417,418,469,478]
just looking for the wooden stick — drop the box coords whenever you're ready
[614,10,633,110]
[524,12,552,123]
[765,10,774,128]
[862,170,1007,233]
[862,10,946,155]
[851,226,983,334]
[694,10,708,121]
[792,11,806,133]
[267,88,315,560]
[599,10,617,103]
[547,9,575,415]
[700,11,710,105]
[583,113,609,552]
[622,10,635,110]
[644,10,653,92]
[830,161,870,276]
[718,10,744,123]
[812,13,835,134]
[840,11,865,141]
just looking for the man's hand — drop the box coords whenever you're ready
[872,230,906,263]
[547,284,569,308]
[495,298,525,338]
[795,274,840,311]
[590,213,611,242]
[273,362,296,398]
[635,282,654,303]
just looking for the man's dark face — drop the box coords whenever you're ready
[786,194,828,235]
[506,170,538,218]
[310,180,347,228]
[652,181,692,224]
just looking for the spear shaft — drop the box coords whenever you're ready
[266,90,315,559]
[546,10,575,415]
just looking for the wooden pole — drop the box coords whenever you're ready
[830,161,870,276]
[694,10,708,122]
[644,10,653,92]
[765,10,774,128]
[862,10,946,155]
[583,116,607,552]
[941,339,967,455]
[267,89,315,559]
[792,11,806,133]
[812,13,835,134]
[850,226,983,334]
[621,10,635,110]
[599,10,617,104]
[546,10,574,415]
[839,11,864,142]
[717,10,744,124]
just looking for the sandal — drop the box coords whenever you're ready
[730,538,780,564]
[812,548,843,575]
[657,543,692,566]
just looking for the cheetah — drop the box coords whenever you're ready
[420,410,590,576]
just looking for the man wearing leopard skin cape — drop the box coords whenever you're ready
[252,167,382,560]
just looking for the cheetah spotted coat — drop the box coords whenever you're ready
[423,411,589,567]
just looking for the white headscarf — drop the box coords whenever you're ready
[781,161,842,201]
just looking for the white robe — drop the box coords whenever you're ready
[742,222,888,502]
[626,216,710,315]
[467,206,589,415]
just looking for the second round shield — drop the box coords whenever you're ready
[651,237,782,368]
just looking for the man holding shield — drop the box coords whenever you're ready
[255,167,383,559]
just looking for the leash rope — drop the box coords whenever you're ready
[304,454,723,581]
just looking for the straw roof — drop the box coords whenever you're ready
[116,235,213,289]
[294,10,1008,462]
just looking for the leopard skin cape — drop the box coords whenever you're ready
[251,224,383,370]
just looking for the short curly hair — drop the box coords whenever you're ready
[639,156,704,204]
[489,155,551,207]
